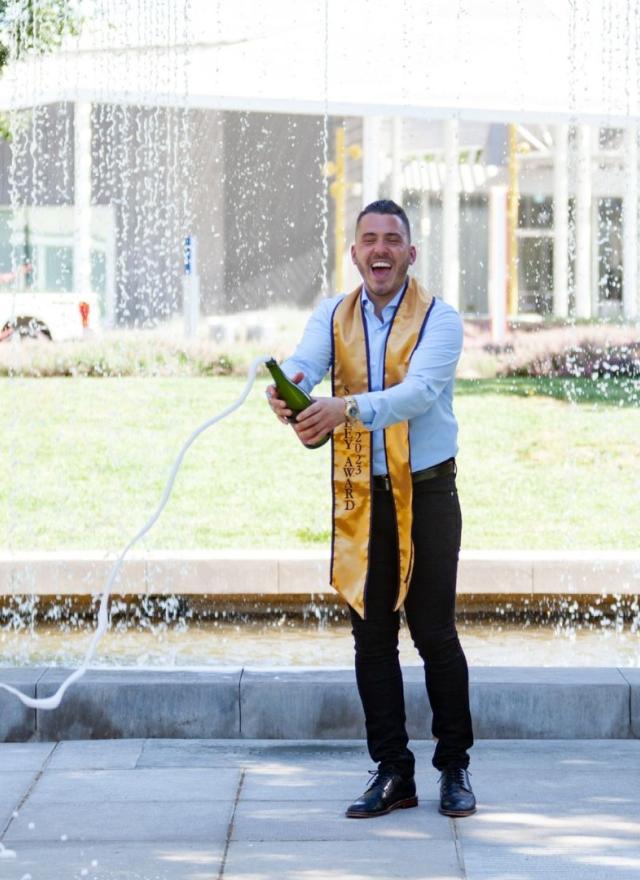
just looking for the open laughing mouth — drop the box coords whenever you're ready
[370,260,392,280]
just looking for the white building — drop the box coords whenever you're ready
[0,0,638,331]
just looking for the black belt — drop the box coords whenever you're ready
[372,458,456,492]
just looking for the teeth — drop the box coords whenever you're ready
[372,262,391,269]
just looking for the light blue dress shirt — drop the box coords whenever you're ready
[282,281,464,476]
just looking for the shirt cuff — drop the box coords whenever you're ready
[353,393,375,427]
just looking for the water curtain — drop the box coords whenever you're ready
[0,354,270,710]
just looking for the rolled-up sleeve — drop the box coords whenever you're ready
[353,303,463,430]
[281,296,342,394]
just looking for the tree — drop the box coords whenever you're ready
[0,0,81,74]
[0,1,81,138]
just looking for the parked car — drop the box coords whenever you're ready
[0,287,99,341]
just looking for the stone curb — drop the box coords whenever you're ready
[0,666,636,742]
[1,550,639,596]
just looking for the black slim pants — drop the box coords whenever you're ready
[349,471,474,776]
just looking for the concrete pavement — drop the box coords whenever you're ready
[0,738,639,880]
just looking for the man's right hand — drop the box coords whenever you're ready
[266,371,305,424]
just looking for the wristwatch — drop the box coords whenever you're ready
[343,395,360,424]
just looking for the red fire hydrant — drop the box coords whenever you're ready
[79,301,90,329]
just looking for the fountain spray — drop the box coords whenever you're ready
[0,354,271,710]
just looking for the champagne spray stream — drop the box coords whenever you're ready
[0,354,270,711]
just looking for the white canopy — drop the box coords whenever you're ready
[1,0,639,123]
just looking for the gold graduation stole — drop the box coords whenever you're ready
[330,277,434,619]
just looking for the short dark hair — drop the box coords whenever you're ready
[356,199,411,241]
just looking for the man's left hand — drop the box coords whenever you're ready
[294,397,346,446]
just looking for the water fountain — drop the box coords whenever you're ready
[0,0,639,703]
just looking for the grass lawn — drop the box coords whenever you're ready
[0,375,638,551]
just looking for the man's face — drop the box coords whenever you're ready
[350,212,416,298]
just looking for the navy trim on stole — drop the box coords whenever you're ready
[329,296,344,590]
[360,290,374,620]
[379,280,409,611]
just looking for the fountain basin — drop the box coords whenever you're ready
[2,666,638,743]
[2,550,640,596]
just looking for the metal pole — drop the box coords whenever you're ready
[183,234,200,338]
[623,124,638,321]
[575,124,592,319]
[442,118,460,309]
[553,123,569,318]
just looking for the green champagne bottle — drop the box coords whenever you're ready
[266,358,330,449]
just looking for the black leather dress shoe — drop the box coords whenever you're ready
[346,771,418,818]
[438,766,476,817]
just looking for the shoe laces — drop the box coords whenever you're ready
[366,768,394,790]
[439,766,471,790]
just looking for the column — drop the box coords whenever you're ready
[575,124,592,319]
[623,123,638,320]
[362,116,381,206]
[419,194,430,288]
[390,116,403,203]
[488,186,508,345]
[442,117,460,309]
[553,123,569,318]
[73,100,92,300]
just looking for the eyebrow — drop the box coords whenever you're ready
[361,232,403,240]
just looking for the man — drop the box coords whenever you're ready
[267,199,475,819]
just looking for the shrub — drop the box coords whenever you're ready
[496,323,640,379]
[0,332,244,378]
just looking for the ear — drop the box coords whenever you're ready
[350,243,357,264]
[408,245,417,265]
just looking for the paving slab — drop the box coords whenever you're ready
[232,798,450,842]
[241,766,377,801]
[462,845,640,880]
[28,767,241,805]
[0,841,224,880]
[0,667,44,742]
[1,739,639,880]
[36,668,241,739]
[4,798,235,844]
[0,771,38,828]
[460,737,640,764]
[47,738,145,770]
[0,741,54,772]
[456,741,640,879]
[222,840,463,880]
[137,737,372,768]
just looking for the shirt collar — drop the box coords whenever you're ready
[361,279,408,314]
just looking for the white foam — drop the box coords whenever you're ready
[0,355,269,710]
